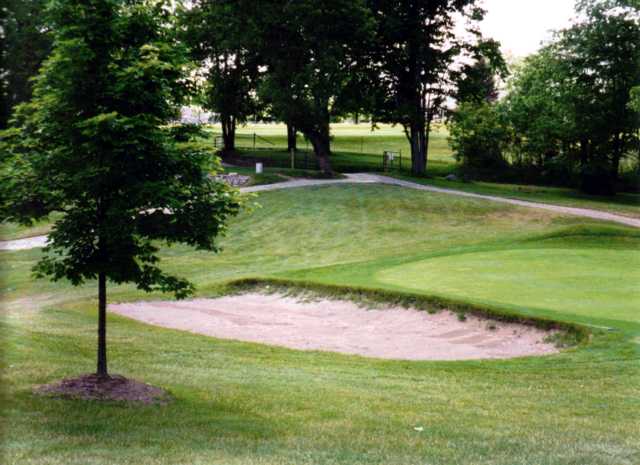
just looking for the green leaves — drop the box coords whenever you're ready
[628,86,640,112]
[448,102,510,176]
[2,0,242,299]
[0,0,52,128]
[484,0,640,193]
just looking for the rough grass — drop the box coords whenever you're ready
[392,173,640,219]
[0,212,63,241]
[2,184,639,464]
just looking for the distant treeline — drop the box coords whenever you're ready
[2,0,638,193]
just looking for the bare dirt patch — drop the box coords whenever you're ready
[34,374,171,404]
[110,293,560,361]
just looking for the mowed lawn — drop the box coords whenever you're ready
[209,122,453,163]
[2,184,640,465]
[206,122,456,176]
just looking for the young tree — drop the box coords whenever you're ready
[256,0,375,174]
[501,49,576,171]
[454,39,507,105]
[181,0,261,153]
[0,0,52,128]
[0,0,242,378]
[448,101,511,177]
[369,0,486,175]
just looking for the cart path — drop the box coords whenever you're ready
[2,173,638,251]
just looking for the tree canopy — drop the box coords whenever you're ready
[449,0,640,194]
[0,0,52,128]
[369,0,491,175]
[0,0,242,376]
[254,0,376,174]
[181,0,261,153]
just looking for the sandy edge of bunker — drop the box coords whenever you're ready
[109,293,562,361]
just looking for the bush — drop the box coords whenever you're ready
[448,102,510,178]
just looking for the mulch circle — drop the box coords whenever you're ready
[34,374,172,405]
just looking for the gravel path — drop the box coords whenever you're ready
[2,173,638,251]
[0,235,49,251]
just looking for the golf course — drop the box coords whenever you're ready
[2,0,639,463]
[2,159,639,464]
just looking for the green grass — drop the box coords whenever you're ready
[0,212,63,241]
[393,174,640,219]
[223,165,342,186]
[214,122,640,217]
[2,184,639,464]
[3,122,636,241]
[208,122,455,176]
[208,121,453,163]
[379,247,639,323]
[285,226,640,331]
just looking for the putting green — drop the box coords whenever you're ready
[377,247,640,324]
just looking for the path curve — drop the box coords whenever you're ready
[2,173,638,251]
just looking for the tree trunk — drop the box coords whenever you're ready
[409,120,427,176]
[97,271,108,377]
[308,125,332,175]
[406,1,427,177]
[287,122,297,152]
[424,114,432,173]
[579,137,589,168]
[221,113,236,153]
[611,133,622,185]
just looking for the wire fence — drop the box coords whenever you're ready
[209,131,391,154]
[209,131,406,172]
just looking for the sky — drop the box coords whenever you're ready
[479,0,577,58]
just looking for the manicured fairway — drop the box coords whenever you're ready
[2,184,639,465]
[207,122,455,176]
[377,247,640,325]
[208,122,453,164]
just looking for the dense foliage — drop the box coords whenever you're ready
[0,0,52,128]
[449,0,640,194]
[448,102,510,177]
[180,0,261,153]
[254,0,376,174]
[369,0,492,175]
[0,0,242,376]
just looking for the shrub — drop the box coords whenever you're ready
[448,102,510,178]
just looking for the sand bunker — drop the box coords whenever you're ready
[110,293,559,361]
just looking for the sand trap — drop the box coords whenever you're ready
[110,293,559,361]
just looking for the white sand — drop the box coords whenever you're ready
[110,293,559,361]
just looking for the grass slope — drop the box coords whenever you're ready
[285,226,640,332]
[2,185,639,464]
[392,174,640,220]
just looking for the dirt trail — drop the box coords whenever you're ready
[110,293,559,361]
[2,173,638,251]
